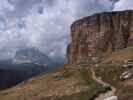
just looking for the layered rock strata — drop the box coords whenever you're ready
[67,10,133,64]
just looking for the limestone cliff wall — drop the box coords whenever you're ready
[67,10,133,64]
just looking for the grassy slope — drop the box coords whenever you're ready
[0,64,108,100]
[94,63,133,100]
[94,47,133,100]
[102,47,133,63]
[55,66,109,100]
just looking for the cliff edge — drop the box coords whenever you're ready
[67,10,133,64]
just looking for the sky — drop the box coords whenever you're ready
[0,0,132,60]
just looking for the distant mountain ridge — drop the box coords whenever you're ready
[0,47,65,90]
[0,48,53,90]
[13,48,53,66]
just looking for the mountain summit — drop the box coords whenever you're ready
[13,48,53,67]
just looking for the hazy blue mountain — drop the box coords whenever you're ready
[13,48,55,67]
[0,47,65,90]
[0,48,51,90]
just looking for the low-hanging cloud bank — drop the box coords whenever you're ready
[0,0,131,60]
[113,0,133,10]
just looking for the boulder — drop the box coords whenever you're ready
[104,96,118,100]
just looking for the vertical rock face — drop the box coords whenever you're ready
[67,10,133,64]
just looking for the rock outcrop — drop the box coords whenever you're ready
[67,10,133,64]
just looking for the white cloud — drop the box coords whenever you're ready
[0,0,14,13]
[114,0,133,10]
[0,0,115,60]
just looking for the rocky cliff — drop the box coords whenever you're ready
[67,10,133,64]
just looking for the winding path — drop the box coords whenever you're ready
[90,68,117,100]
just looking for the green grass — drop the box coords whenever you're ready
[94,63,123,87]
[79,66,110,100]
[53,92,91,100]
[49,65,110,100]
[118,86,133,100]
[94,63,133,100]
